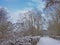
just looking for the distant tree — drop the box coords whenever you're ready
[44,0,60,36]
[45,0,60,8]
[0,7,14,40]
[17,9,43,36]
[0,7,8,23]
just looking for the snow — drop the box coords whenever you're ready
[0,36,40,45]
[37,36,60,45]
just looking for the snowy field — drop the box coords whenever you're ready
[37,36,60,45]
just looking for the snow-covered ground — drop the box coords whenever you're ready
[37,36,60,45]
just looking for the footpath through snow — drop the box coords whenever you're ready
[37,36,60,45]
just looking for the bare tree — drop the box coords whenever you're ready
[17,9,43,36]
[0,7,14,41]
[44,0,60,36]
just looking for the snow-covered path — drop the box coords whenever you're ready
[37,36,60,45]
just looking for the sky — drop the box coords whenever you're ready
[0,0,35,11]
[0,0,46,23]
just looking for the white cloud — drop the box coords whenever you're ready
[1,6,33,23]
[31,0,46,12]
[37,2,46,11]
[27,3,32,6]
[9,7,33,23]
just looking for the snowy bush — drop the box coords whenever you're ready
[0,36,40,45]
